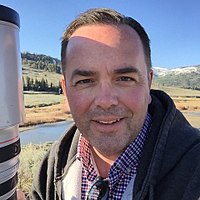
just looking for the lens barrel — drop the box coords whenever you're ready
[0,5,24,200]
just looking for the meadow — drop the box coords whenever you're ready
[20,92,71,129]
[24,91,64,107]
[152,85,200,97]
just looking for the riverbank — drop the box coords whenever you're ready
[19,102,72,131]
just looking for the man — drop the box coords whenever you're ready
[22,8,200,200]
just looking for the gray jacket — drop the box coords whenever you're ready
[30,90,200,200]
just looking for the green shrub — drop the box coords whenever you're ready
[18,143,52,196]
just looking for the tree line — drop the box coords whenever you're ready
[23,76,62,93]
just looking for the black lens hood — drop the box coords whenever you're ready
[0,5,20,28]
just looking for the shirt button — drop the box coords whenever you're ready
[126,168,131,174]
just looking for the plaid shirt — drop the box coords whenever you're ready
[77,113,152,199]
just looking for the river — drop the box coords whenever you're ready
[19,120,74,145]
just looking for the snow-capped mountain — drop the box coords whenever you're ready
[153,65,200,89]
[153,65,200,77]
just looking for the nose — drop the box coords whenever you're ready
[94,82,118,110]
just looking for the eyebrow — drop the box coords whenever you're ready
[114,66,140,74]
[71,69,96,79]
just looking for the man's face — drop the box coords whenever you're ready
[64,24,152,157]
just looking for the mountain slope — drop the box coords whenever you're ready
[153,65,200,90]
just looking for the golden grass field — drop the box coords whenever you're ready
[20,86,200,130]
[20,92,71,130]
[153,86,200,128]
[173,98,200,128]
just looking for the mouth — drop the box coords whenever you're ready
[91,117,124,133]
[94,119,121,125]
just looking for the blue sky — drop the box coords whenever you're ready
[1,0,200,68]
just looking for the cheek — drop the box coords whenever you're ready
[120,88,149,111]
[66,90,92,116]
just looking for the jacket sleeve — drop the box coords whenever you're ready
[29,143,57,200]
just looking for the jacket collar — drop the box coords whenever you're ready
[133,89,176,198]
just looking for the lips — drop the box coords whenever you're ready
[92,115,123,125]
[91,117,124,133]
[95,119,121,124]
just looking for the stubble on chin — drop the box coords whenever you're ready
[82,121,140,158]
[74,106,146,157]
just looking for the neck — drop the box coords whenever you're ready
[91,146,119,178]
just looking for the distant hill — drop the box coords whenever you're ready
[22,52,61,73]
[153,65,200,90]
[21,52,62,91]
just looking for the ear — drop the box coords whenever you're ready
[61,75,67,97]
[148,69,153,104]
[148,69,153,88]
[61,75,70,111]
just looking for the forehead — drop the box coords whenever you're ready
[64,24,147,76]
[67,24,143,52]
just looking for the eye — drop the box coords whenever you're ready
[117,76,135,82]
[75,78,94,85]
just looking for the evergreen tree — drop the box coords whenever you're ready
[26,76,31,91]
